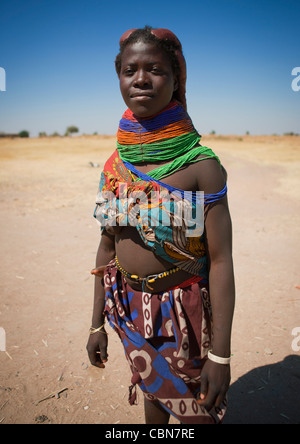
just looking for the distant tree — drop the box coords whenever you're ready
[50,132,61,137]
[245,131,250,135]
[19,130,29,138]
[210,130,216,135]
[39,131,47,137]
[65,125,79,136]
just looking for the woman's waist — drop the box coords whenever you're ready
[115,258,203,293]
[114,237,205,293]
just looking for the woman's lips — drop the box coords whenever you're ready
[131,95,153,101]
[131,92,154,100]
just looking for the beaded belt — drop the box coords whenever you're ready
[115,256,180,291]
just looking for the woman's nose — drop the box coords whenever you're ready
[133,69,151,87]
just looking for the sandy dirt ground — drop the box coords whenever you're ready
[0,134,299,425]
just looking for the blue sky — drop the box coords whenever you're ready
[0,0,299,136]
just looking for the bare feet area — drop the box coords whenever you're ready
[0,134,299,424]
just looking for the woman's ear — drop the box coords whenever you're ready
[173,78,179,92]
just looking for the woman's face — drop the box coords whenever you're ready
[119,41,178,118]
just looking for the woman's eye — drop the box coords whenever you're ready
[123,68,134,75]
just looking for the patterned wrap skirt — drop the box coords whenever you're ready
[103,260,227,424]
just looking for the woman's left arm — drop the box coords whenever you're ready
[196,160,235,411]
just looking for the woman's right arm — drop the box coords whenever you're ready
[86,230,115,368]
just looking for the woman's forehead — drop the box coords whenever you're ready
[121,41,171,65]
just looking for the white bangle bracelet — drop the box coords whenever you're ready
[208,350,231,365]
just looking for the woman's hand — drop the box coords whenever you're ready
[86,330,108,369]
[197,359,230,411]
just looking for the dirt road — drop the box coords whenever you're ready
[0,135,299,424]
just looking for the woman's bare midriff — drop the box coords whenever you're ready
[115,227,193,293]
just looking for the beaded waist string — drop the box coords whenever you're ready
[115,256,180,291]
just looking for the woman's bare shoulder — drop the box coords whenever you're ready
[188,156,227,194]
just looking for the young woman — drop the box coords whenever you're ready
[86,26,235,424]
